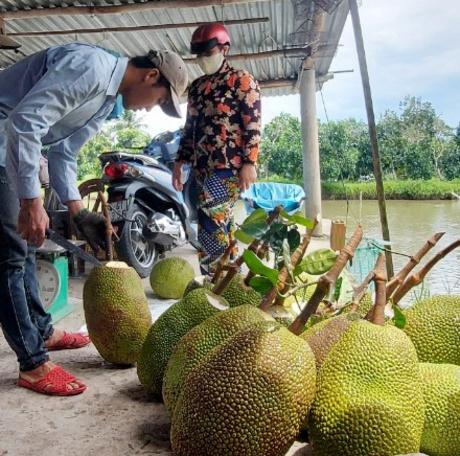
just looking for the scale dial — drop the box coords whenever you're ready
[36,259,61,309]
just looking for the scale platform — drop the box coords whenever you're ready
[36,239,86,322]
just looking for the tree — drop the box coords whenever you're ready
[261,113,303,180]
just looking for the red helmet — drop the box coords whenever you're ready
[190,23,231,54]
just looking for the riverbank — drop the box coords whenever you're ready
[261,177,460,200]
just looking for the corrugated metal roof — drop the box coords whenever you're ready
[0,0,349,96]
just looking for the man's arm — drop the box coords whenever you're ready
[173,90,197,191]
[235,72,261,191]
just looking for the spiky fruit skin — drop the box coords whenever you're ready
[341,293,373,317]
[419,363,460,456]
[403,295,460,365]
[301,314,357,370]
[183,277,212,296]
[221,273,262,307]
[83,263,152,365]
[310,320,425,456]
[149,257,195,299]
[171,322,317,456]
[136,288,228,399]
[162,305,274,415]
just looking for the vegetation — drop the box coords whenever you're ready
[261,96,460,197]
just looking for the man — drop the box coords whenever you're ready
[0,42,188,395]
[172,23,261,275]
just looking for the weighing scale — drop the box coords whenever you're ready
[36,240,72,322]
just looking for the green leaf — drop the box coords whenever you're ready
[243,250,279,285]
[234,229,254,244]
[294,248,337,276]
[393,305,407,329]
[249,276,273,294]
[287,228,301,251]
[333,277,343,301]
[280,210,315,229]
[238,208,270,239]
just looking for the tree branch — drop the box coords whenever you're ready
[392,239,460,304]
[365,253,387,325]
[386,232,445,297]
[259,218,319,311]
[212,206,282,295]
[211,240,237,284]
[289,225,364,335]
[350,269,375,312]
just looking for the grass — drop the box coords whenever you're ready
[260,176,460,200]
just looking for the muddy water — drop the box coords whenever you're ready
[322,200,460,296]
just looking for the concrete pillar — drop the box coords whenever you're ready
[300,59,322,235]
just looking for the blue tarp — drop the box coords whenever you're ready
[241,182,305,214]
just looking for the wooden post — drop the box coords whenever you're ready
[348,0,394,278]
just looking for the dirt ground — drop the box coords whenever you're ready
[0,244,321,456]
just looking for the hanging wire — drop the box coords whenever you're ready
[319,88,356,227]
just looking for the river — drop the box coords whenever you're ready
[322,200,460,297]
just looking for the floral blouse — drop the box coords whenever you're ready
[176,61,261,176]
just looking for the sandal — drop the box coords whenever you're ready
[46,331,91,351]
[18,365,87,396]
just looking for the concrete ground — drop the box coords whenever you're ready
[0,222,334,456]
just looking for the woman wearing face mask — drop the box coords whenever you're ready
[173,23,261,276]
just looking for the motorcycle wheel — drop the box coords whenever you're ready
[115,204,158,278]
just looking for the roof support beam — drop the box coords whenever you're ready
[185,45,336,63]
[9,17,269,37]
[1,0,271,20]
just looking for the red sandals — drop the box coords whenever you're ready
[18,365,87,396]
[46,331,91,351]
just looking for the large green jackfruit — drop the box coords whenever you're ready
[162,305,274,415]
[403,295,460,364]
[136,288,228,399]
[150,257,195,299]
[419,363,460,456]
[83,262,152,365]
[171,322,317,456]
[309,320,425,456]
[221,273,262,307]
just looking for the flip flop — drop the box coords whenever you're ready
[18,365,87,396]
[46,331,91,351]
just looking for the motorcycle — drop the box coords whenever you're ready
[100,129,199,277]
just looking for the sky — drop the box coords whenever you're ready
[138,0,460,136]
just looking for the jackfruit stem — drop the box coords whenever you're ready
[211,239,237,284]
[351,269,376,312]
[366,253,387,325]
[289,225,364,335]
[212,206,282,295]
[392,238,460,305]
[260,217,318,311]
[386,232,444,298]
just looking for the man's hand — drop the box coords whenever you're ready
[172,162,184,192]
[18,198,49,247]
[73,209,107,252]
[238,163,257,192]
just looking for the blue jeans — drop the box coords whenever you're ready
[0,167,53,371]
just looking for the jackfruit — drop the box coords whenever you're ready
[162,305,274,415]
[309,320,425,455]
[301,314,357,370]
[137,288,228,399]
[183,275,212,296]
[150,257,195,299]
[83,261,152,365]
[267,305,296,327]
[419,363,460,456]
[171,322,317,456]
[221,273,262,307]
[341,292,373,317]
[403,295,460,364]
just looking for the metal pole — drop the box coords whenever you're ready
[348,0,394,277]
[300,59,323,236]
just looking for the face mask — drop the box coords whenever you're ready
[197,53,225,75]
